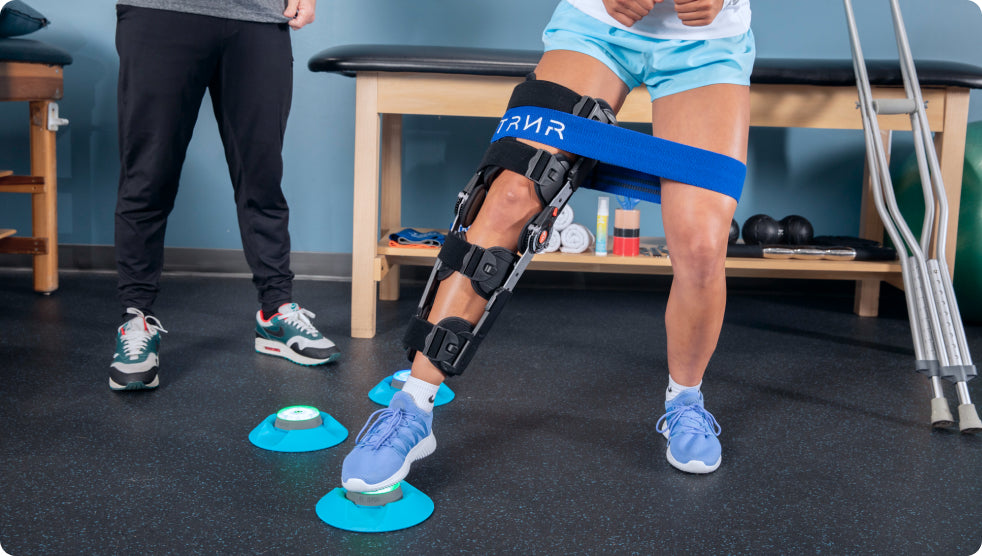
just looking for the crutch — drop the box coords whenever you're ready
[843,0,981,432]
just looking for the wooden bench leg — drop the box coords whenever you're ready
[30,100,57,293]
[351,74,381,338]
[379,113,402,302]
[933,88,969,274]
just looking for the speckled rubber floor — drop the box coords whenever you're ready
[1,269,979,554]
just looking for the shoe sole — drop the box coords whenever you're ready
[660,411,721,474]
[665,445,721,474]
[255,338,341,366]
[342,432,437,493]
[109,375,159,391]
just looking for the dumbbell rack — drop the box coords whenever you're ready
[843,0,980,431]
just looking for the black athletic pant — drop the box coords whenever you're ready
[115,5,294,317]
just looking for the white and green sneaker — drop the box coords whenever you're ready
[110,308,167,391]
[255,303,340,366]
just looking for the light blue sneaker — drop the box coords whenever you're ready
[656,389,722,474]
[341,391,436,493]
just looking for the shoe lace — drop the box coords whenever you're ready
[355,407,424,451]
[656,403,722,437]
[280,306,320,337]
[119,308,168,358]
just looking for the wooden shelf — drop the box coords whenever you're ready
[376,230,901,281]
[0,174,45,193]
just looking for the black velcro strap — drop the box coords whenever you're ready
[437,232,518,299]
[479,138,537,176]
[508,78,585,113]
[507,78,616,125]
[478,139,570,205]
[403,316,475,373]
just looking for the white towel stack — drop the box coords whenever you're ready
[542,228,563,253]
[560,223,595,254]
[553,204,574,233]
[543,205,574,253]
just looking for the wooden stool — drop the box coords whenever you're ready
[0,38,73,293]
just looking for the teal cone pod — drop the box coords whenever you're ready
[249,406,348,452]
[316,482,434,533]
[368,369,455,407]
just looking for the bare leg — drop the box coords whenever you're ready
[654,84,750,387]
[409,50,630,386]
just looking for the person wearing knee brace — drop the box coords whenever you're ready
[342,0,753,489]
[109,0,341,391]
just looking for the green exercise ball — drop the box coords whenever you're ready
[893,120,982,323]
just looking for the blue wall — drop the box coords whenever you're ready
[2,0,981,254]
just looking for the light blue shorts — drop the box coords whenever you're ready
[542,1,756,101]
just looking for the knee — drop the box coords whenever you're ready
[670,233,727,289]
[476,171,542,231]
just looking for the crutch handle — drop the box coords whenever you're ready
[871,98,918,115]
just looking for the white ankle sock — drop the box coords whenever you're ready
[400,376,440,412]
[666,375,701,402]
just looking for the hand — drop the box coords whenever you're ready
[674,0,725,26]
[284,0,316,29]
[602,0,662,27]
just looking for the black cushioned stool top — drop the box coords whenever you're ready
[309,44,982,89]
[0,38,73,66]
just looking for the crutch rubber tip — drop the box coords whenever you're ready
[957,404,982,434]
[930,397,955,428]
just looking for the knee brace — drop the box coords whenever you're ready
[453,77,616,252]
[403,76,616,376]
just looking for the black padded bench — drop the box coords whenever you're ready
[0,37,73,293]
[308,44,982,338]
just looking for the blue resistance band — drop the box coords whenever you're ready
[490,106,746,203]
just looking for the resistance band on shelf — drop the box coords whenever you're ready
[388,228,446,248]
[490,105,747,203]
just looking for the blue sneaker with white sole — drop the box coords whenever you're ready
[656,389,722,474]
[341,391,436,493]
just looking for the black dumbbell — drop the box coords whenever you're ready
[741,214,814,245]
[741,214,781,245]
[729,219,739,245]
[779,214,814,245]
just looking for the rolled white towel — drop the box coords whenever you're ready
[560,223,594,254]
[553,204,574,232]
[542,228,562,253]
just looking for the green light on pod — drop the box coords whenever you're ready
[276,405,321,421]
[343,481,405,507]
[365,482,401,496]
[273,405,324,431]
